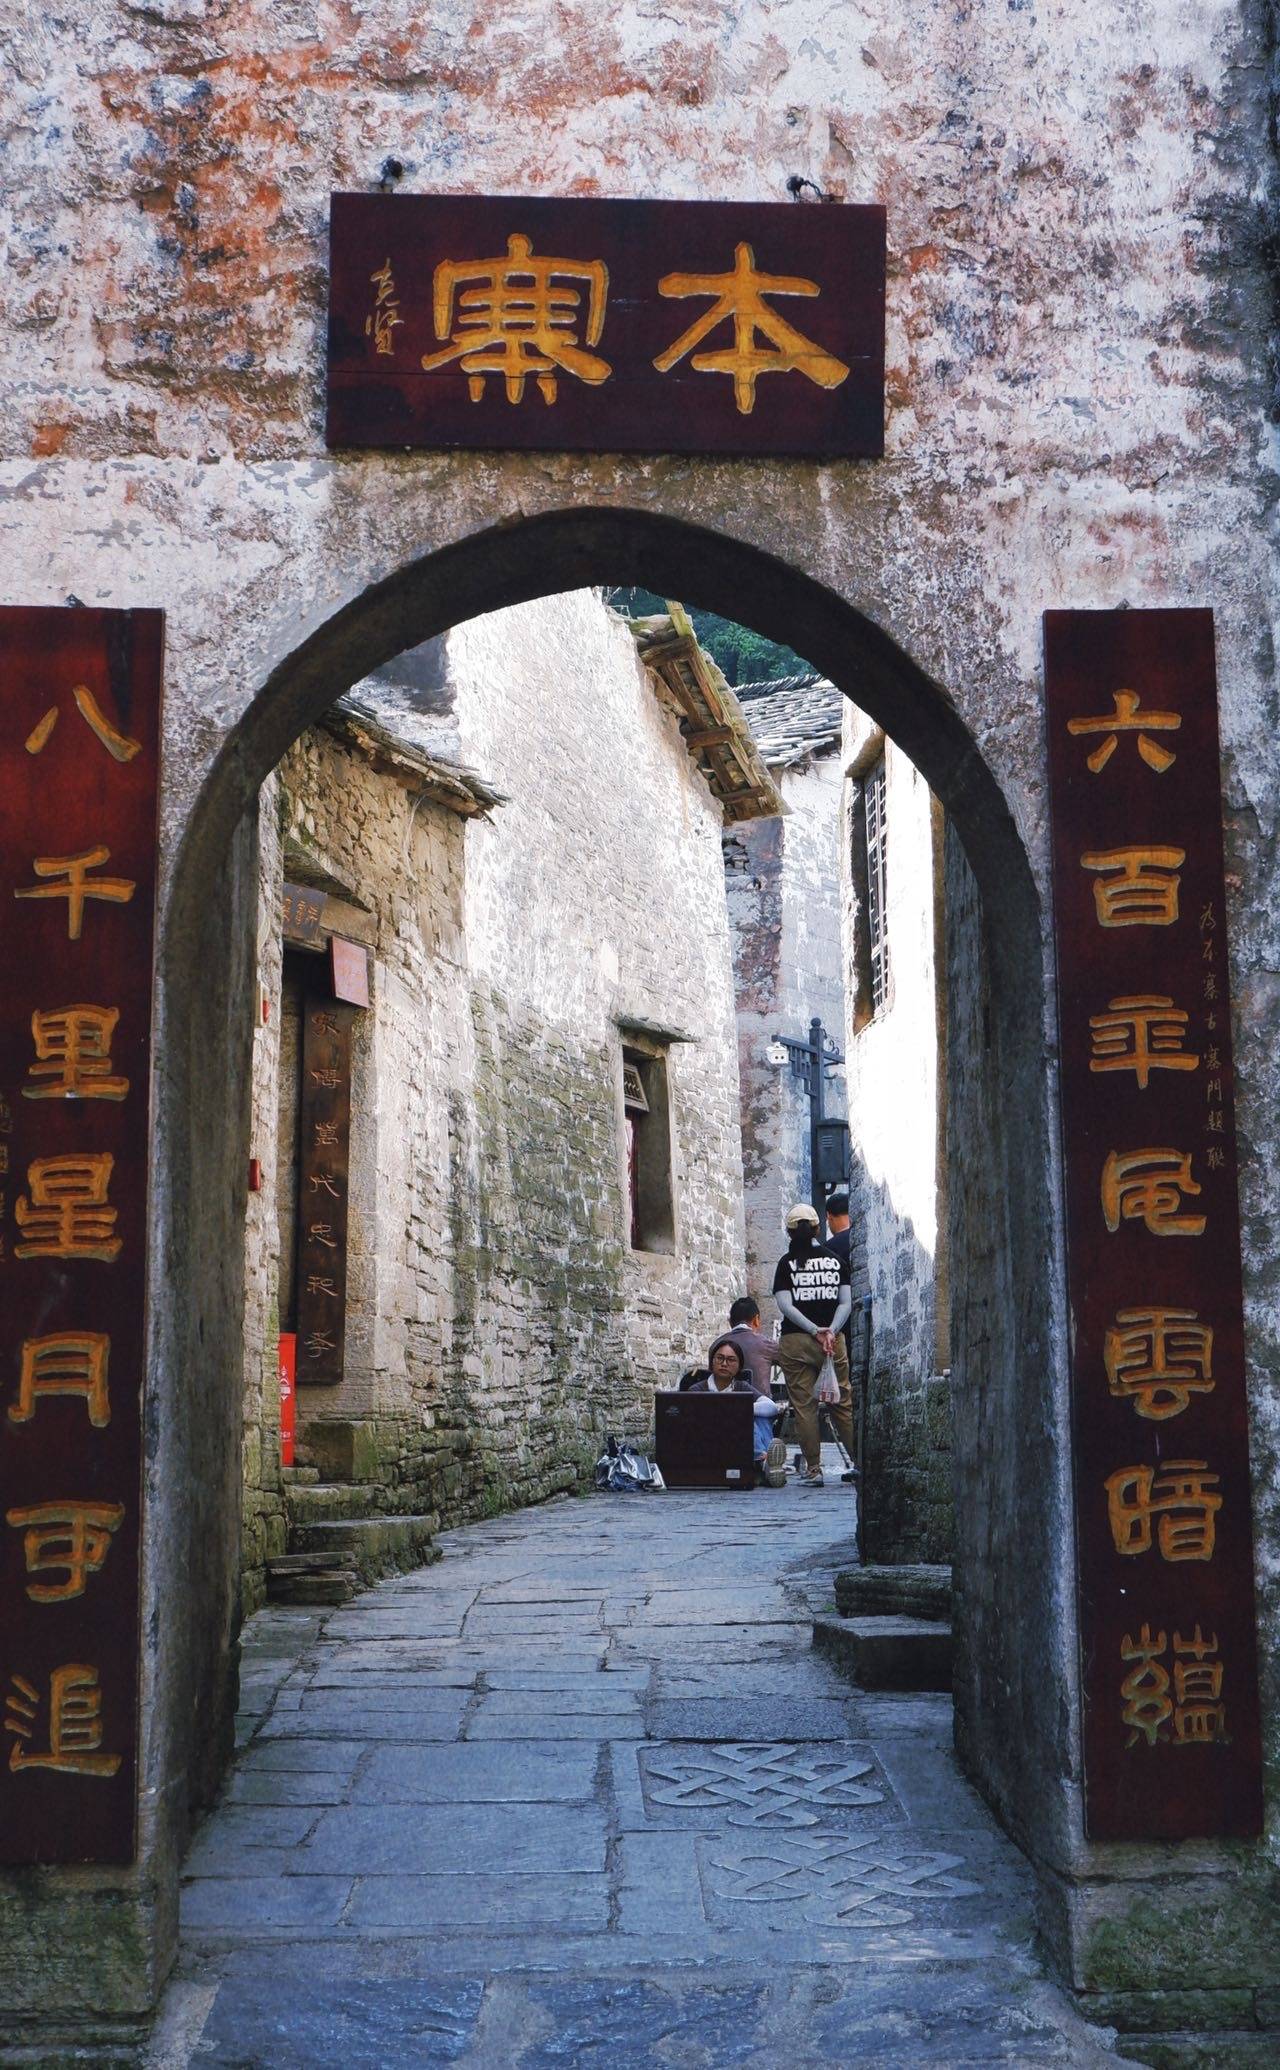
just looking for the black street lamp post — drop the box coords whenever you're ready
[768,1014,850,1228]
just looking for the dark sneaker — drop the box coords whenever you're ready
[796,1466,825,1488]
[764,1438,787,1488]
[841,1466,860,1484]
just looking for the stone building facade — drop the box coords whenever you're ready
[725,674,851,1308]
[240,589,749,1611]
[4,0,1280,2054]
[841,711,952,1565]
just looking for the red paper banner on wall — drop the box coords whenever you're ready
[1044,607,1262,1841]
[0,607,163,1864]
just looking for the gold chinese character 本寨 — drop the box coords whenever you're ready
[421,234,612,404]
[1103,1307,1214,1419]
[1100,1148,1205,1237]
[13,848,136,941]
[5,1664,121,1776]
[10,1333,111,1426]
[1105,1460,1222,1561]
[14,1153,121,1262]
[1066,688,1181,773]
[653,242,850,416]
[23,1006,129,1101]
[24,684,142,764]
[5,1501,125,1602]
[1081,847,1185,928]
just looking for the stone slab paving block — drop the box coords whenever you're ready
[342,1874,610,1933]
[645,1695,866,1742]
[631,1738,906,1833]
[300,1801,609,1875]
[697,1828,1025,1935]
[353,1740,601,1804]
[196,1975,483,2067]
[255,1700,468,1741]
[813,1611,954,1691]
[181,1876,353,1932]
[465,1700,645,1740]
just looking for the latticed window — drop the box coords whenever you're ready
[865,755,890,1015]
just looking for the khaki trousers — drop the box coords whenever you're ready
[776,1331,854,1473]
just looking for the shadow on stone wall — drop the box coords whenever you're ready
[847,1179,954,1567]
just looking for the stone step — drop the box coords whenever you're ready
[288,1515,440,1585]
[266,1551,349,1575]
[280,1465,321,1486]
[833,1563,951,1621]
[267,1568,361,1607]
[813,1612,953,1692]
[284,1481,383,1524]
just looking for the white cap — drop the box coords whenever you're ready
[784,1201,820,1228]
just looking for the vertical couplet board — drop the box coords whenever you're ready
[0,606,163,1864]
[1044,608,1263,1841]
[294,998,356,1387]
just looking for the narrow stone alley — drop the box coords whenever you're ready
[153,1480,1131,2069]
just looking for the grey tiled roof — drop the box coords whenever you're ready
[733,672,845,768]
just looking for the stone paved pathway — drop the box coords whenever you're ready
[153,1473,1134,2068]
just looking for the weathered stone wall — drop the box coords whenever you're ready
[841,714,952,1564]
[239,590,746,1607]
[3,0,1278,2040]
[726,751,849,1310]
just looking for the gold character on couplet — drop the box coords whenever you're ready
[365,259,403,356]
[5,1664,121,1776]
[1104,1307,1213,1419]
[1100,1148,1205,1237]
[1066,688,1181,774]
[1105,1460,1222,1562]
[14,1153,121,1261]
[1068,848,1184,931]
[653,242,850,416]
[421,235,611,404]
[314,1120,340,1148]
[1081,847,1184,929]
[1088,997,1198,1089]
[13,848,135,941]
[307,1222,337,1249]
[23,1006,129,1102]
[303,1331,337,1359]
[11,1333,111,1426]
[1119,1624,1226,1747]
[5,1501,125,1603]
[24,685,142,764]
[1170,1625,1228,1744]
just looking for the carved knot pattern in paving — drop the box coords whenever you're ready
[640,1742,887,1828]
[702,1834,984,1928]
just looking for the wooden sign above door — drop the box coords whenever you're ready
[326,193,885,460]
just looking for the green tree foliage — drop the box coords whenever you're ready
[604,588,810,688]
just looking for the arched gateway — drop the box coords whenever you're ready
[1,501,1273,2056]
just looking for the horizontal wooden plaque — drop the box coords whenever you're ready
[1044,607,1262,1842]
[326,193,885,460]
[0,606,163,1864]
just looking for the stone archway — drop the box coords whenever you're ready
[145,505,1068,2004]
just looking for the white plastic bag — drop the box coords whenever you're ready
[815,1355,840,1407]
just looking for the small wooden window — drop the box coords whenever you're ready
[864,755,890,1016]
[622,1046,674,1253]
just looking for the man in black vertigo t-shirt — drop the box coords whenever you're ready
[771,1202,855,1488]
